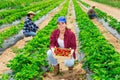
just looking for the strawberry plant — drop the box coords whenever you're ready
[79,0,120,33]
[5,0,69,79]
[73,0,120,79]
[0,0,63,48]
[0,0,58,26]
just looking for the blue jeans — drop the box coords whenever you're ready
[24,31,36,37]
[47,49,74,67]
[89,14,96,19]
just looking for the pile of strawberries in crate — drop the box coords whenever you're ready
[54,47,71,57]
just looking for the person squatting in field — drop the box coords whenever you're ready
[87,6,97,19]
[47,16,76,76]
[23,11,38,37]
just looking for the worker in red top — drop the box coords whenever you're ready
[47,16,76,76]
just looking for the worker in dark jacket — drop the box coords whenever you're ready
[23,11,38,37]
[87,6,96,19]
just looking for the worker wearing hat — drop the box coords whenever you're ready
[47,16,76,76]
[87,6,97,19]
[23,11,38,37]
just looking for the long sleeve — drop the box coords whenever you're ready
[50,30,59,49]
[70,33,76,50]
[23,18,38,33]
[50,31,56,49]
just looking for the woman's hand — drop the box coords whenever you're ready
[70,49,74,59]
[51,47,55,53]
[51,47,56,58]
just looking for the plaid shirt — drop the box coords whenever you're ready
[23,17,38,33]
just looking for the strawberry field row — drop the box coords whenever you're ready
[0,0,63,48]
[1,0,69,79]
[74,0,120,79]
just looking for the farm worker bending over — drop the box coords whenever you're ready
[87,6,97,19]
[47,16,76,76]
[23,11,38,37]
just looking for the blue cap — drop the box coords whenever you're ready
[57,16,66,23]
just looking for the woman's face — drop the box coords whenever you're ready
[30,14,34,18]
[57,22,66,32]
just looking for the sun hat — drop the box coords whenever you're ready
[27,11,35,15]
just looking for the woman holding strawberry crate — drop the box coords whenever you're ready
[47,16,76,76]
